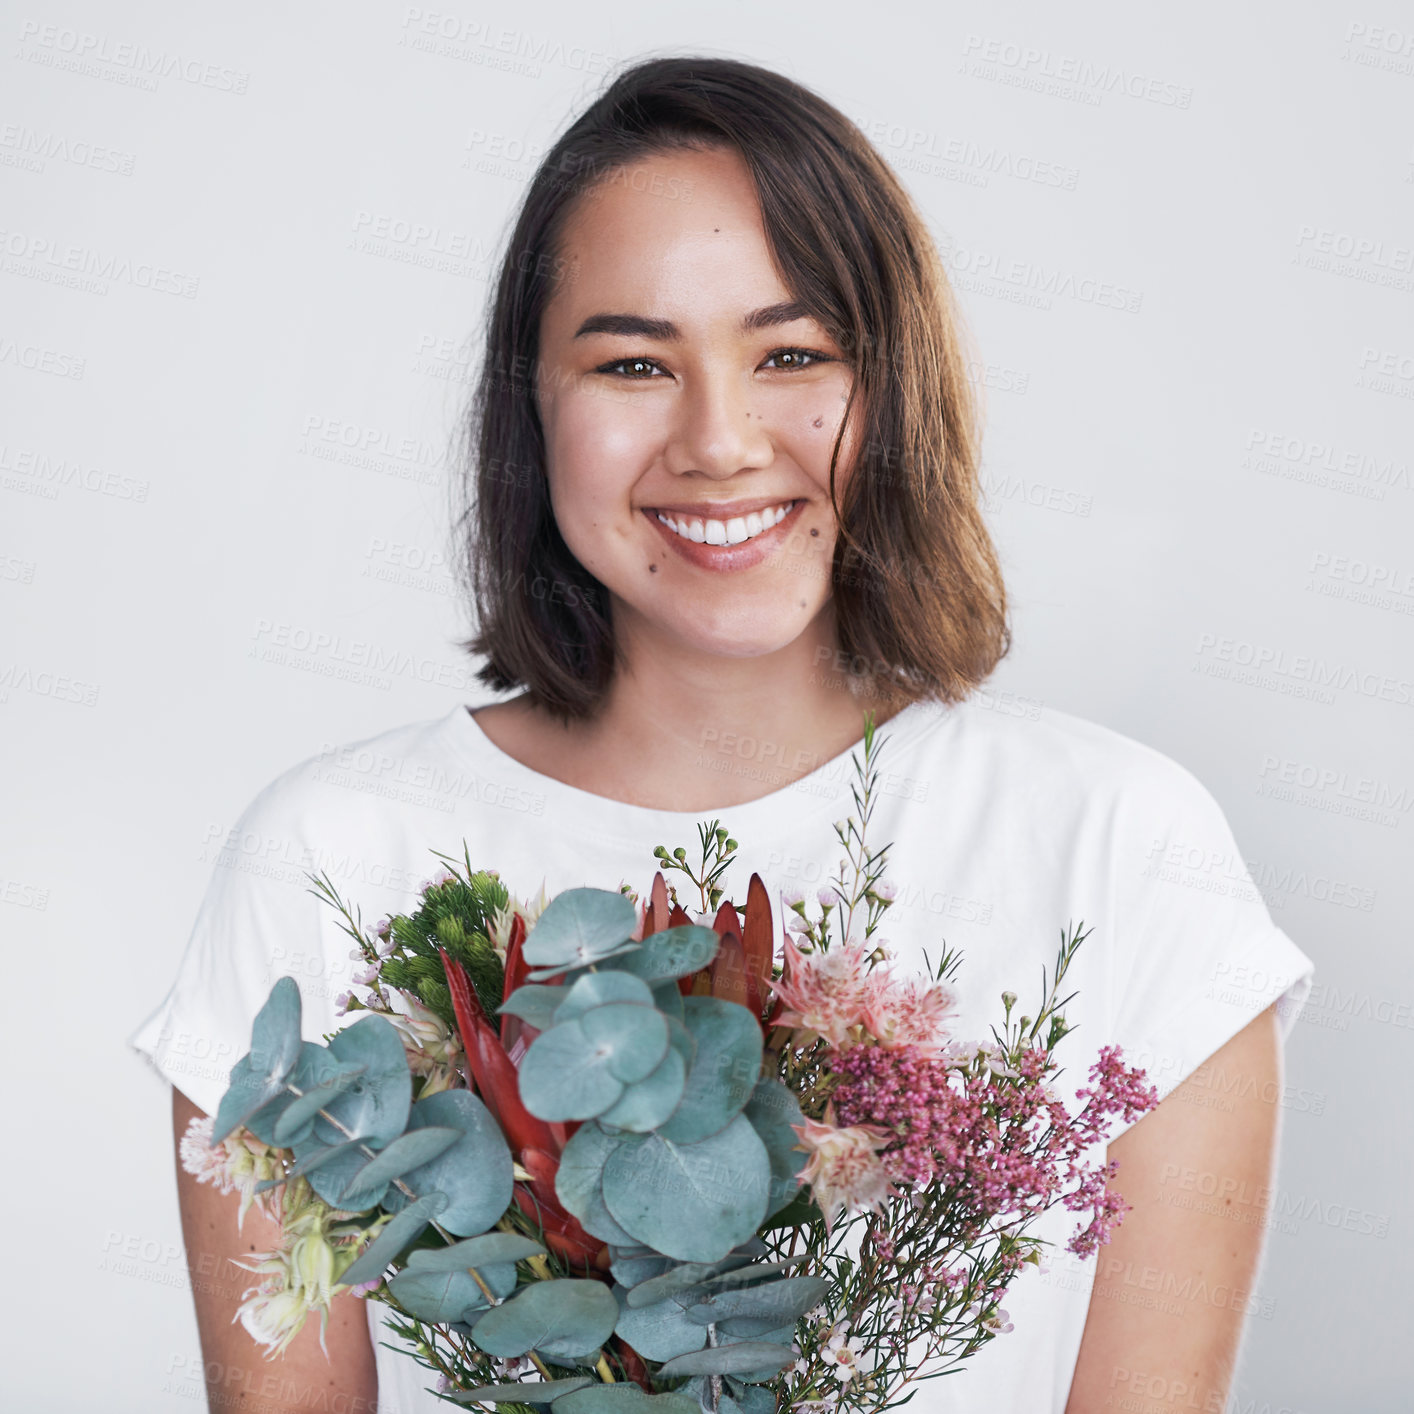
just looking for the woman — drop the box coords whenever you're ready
[133,56,1314,1413]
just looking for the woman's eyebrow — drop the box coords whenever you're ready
[573,300,814,341]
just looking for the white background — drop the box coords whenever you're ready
[3,2,1411,1408]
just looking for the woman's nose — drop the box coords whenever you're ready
[662,369,775,480]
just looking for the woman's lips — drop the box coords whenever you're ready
[642,499,807,571]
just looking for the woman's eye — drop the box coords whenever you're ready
[762,347,827,370]
[599,357,665,379]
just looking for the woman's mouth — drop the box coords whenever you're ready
[642,499,805,571]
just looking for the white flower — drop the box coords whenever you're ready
[232,1183,372,1358]
[386,991,462,1095]
[352,961,381,987]
[794,1117,897,1232]
[178,1115,230,1190]
[821,1325,865,1384]
[487,883,550,960]
[236,1281,313,1358]
[178,1115,282,1228]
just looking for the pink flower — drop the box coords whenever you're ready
[178,1114,282,1228]
[862,974,959,1055]
[794,1114,898,1232]
[770,935,876,1047]
[178,1115,230,1190]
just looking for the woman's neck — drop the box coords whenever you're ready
[472,631,906,812]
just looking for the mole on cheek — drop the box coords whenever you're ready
[812,417,824,429]
[810,529,819,537]
[649,563,658,573]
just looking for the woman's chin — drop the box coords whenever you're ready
[649,612,822,666]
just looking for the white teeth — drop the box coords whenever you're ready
[655,501,793,547]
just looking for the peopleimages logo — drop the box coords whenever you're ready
[1193,633,1413,707]
[959,34,1194,108]
[0,226,200,297]
[15,20,251,93]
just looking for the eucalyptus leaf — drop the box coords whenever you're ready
[610,1284,708,1362]
[526,941,641,983]
[714,1314,802,1339]
[498,985,571,1030]
[552,1387,700,1414]
[255,1135,366,1195]
[452,1379,593,1405]
[655,997,763,1144]
[653,1342,798,1377]
[581,1003,670,1084]
[596,1041,686,1133]
[682,1275,829,1328]
[599,925,721,984]
[650,979,685,1022]
[380,1089,514,1236]
[608,1252,675,1289]
[387,1262,515,1323]
[314,1014,412,1150]
[336,1125,462,1207]
[209,977,303,1143]
[553,970,655,1022]
[403,1232,546,1272]
[337,1191,449,1288]
[522,888,638,968]
[469,1278,620,1362]
[742,1077,809,1217]
[624,1249,767,1309]
[270,1053,368,1147]
[555,1120,627,1220]
[722,1382,779,1413]
[601,1114,772,1263]
[518,1021,628,1121]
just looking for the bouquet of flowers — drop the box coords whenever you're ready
[184,712,1158,1412]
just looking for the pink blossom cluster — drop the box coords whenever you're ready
[771,937,958,1053]
[828,1039,1158,1258]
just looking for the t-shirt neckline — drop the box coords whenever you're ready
[443,695,954,843]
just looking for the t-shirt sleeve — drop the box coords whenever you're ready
[1107,754,1316,1106]
[126,769,351,1118]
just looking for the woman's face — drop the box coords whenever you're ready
[534,144,857,664]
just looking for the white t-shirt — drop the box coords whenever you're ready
[130,694,1315,1413]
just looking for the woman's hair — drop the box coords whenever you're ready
[454,55,1010,723]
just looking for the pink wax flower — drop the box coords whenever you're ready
[770,935,876,1047]
[862,973,959,1055]
[793,1113,898,1232]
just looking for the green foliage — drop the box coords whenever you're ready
[379,869,509,1024]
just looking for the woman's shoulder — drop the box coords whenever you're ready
[222,707,472,845]
[915,690,1223,822]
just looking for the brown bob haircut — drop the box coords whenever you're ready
[456,55,1010,723]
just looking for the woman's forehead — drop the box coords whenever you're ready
[546,149,801,338]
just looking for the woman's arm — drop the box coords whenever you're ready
[1065,1004,1282,1412]
[172,1086,380,1413]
